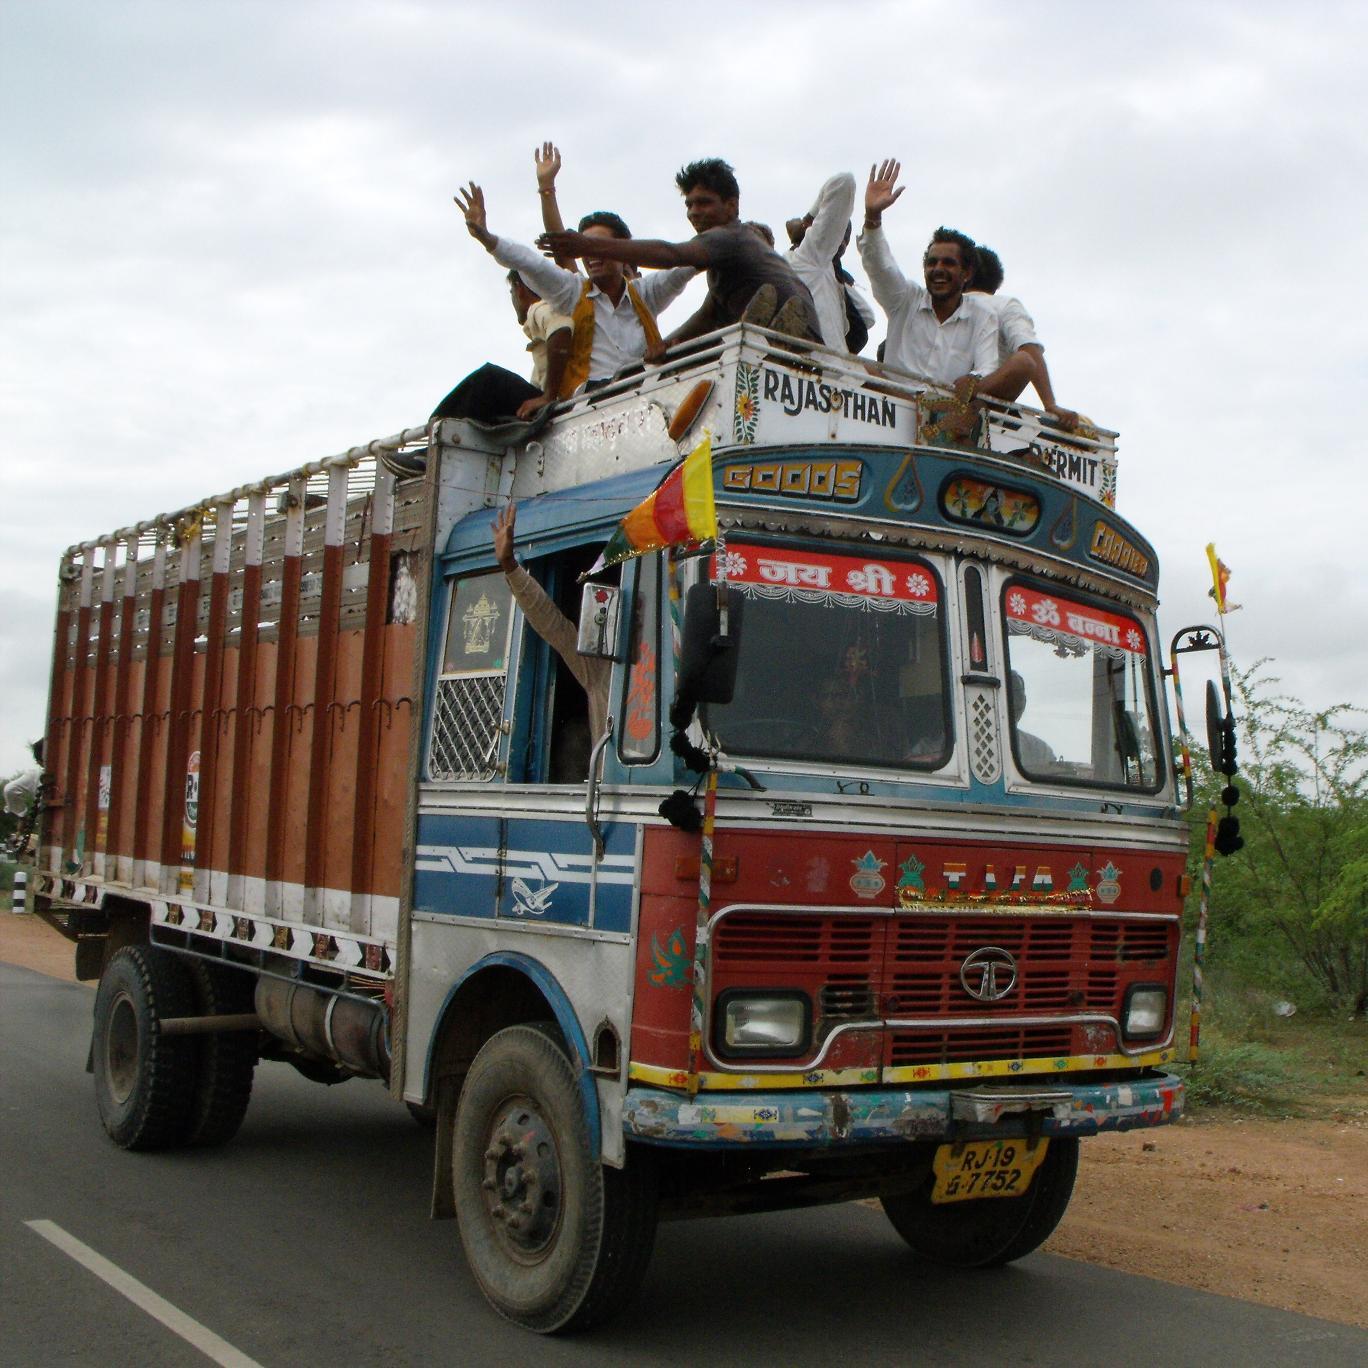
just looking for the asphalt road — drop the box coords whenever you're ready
[3,962,1364,1367]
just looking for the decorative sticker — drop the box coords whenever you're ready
[1067,862,1090,893]
[897,853,926,900]
[1095,861,1122,905]
[941,476,1040,534]
[849,851,887,899]
[650,926,692,988]
[733,361,760,443]
[713,543,938,614]
[1005,585,1147,657]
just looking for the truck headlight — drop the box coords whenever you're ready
[715,991,810,1058]
[1123,984,1167,1039]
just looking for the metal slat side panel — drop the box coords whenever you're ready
[131,538,168,888]
[226,492,266,909]
[303,465,350,924]
[86,548,118,877]
[106,536,140,882]
[265,479,306,917]
[41,557,74,875]
[349,467,394,931]
[61,556,95,862]
[159,524,201,894]
[193,503,234,904]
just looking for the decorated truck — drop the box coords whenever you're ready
[27,323,1211,1331]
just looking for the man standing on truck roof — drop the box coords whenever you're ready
[783,171,875,354]
[493,502,611,764]
[857,158,1004,392]
[537,157,823,352]
[455,183,695,397]
[968,244,1079,431]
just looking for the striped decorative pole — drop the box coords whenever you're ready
[1188,806,1217,1061]
[10,865,27,915]
[688,766,719,1095]
[686,535,725,1096]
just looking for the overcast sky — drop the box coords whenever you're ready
[2,0,1364,776]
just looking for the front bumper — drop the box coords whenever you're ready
[624,1071,1183,1148]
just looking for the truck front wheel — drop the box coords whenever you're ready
[450,1025,658,1332]
[880,1136,1079,1268]
[92,945,197,1150]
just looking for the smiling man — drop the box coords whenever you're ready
[856,158,1000,390]
[538,157,821,352]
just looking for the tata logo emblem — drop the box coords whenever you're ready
[960,947,1018,1002]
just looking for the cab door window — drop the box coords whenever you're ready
[428,570,515,781]
[1002,579,1162,791]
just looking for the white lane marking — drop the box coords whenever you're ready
[25,1220,263,1368]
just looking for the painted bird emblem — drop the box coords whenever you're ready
[511,877,559,917]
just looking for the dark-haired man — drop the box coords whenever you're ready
[455,182,695,395]
[857,158,1000,389]
[784,171,874,354]
[537,157,821,351]
[969,245,1078,430]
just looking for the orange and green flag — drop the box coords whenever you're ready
[591,434,717,573]
[1205,542,1236,613]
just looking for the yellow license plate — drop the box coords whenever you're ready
[930,1138,1049,1204]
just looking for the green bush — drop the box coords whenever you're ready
[1179,1038,1299,1114]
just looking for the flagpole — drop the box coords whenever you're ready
[1189,545,1235,1066]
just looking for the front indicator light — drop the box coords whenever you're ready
[1124,985,1167,1039]
[717,991,810,1057]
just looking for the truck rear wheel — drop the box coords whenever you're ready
[450,1025,658,1332]
[92,945,197,1150]
[183,961,257,1147]
[880,1136,1079,1268]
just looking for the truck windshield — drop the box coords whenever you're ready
[1002,580,1161,791]
[704,542,949,769]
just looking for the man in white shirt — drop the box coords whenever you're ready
[969,245,1078,430]
[856,158,1002,391]
[455,183,696,394]
[783,171,866,353]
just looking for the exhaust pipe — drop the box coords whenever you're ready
[255,979,390,1080]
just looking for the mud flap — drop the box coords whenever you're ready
[430,1074,459,1220]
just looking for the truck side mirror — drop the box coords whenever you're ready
[673,582,744,725]
[576,582,623,660]
[1204,679,1237,777]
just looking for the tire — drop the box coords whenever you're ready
[92,945,198,1150]
[182,961,257,1147]
[451,1025,658,1333]
[881,1137,1079,1268]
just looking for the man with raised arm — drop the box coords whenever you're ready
[494,502,611,754]
[783,171,872,354]
[856,158,1001,391]
[968,245,1079,430]
[455,182,695,397]
[538,157,822,352]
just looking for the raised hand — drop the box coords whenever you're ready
[865,159,905,220]
[492,502,518,572]
[454,182,495,249]
[536,229,587,260]
[534,141,562,190]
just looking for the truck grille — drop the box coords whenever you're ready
[711,909,1177,1068]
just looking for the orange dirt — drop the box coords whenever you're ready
[4,912,1365,1327]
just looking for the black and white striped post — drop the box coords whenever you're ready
[9,865,27,914]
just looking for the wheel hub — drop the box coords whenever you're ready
[480,1102,562,1255]
[105,992,139,1105]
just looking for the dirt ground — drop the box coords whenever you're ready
[4,911,1365,1329]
